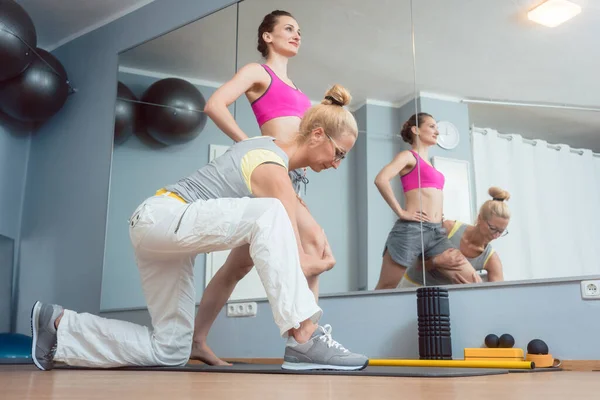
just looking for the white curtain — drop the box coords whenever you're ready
[471,127,600,281]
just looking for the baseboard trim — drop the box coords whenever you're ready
[189,358,600,371]
[559,360,600,371]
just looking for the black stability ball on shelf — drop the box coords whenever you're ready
[0,0,37,82]
[140,78,207,146]
[527,339,549,355]
[0,48,69,123]
[114,81,138,145]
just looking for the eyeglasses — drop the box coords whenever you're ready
[325,133,347,162]
[487,221,508,237]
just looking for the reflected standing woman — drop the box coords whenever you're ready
[374,113,481,290]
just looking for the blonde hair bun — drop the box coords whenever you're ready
[489,186,510,202]
[297,84,358,143]
[322,84,352,107]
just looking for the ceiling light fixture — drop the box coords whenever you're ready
[527,0,582,27]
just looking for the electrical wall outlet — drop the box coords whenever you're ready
[226,302,258,317]
[581,280,600,300]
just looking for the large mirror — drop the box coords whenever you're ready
[101,0,420,313]
[223,0,419,299]
[395,0,600,289]
[101,0,600,311]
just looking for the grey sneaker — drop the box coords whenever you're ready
[282,324,368,371]
[31,301,63,371]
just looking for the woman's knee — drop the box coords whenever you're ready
[375,252,407,289]
[221,245,254,282]
[231,263,254,281]
[153,339,192,366]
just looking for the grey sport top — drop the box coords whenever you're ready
[163,136,289,202]
[404,221,495,286]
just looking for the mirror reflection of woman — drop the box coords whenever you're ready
[399,187,510,287]
[194,10,341,365]
[374,113,481,290]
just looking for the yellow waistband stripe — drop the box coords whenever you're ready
[156,188,186,203]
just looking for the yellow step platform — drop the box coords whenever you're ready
[464,348,524,359]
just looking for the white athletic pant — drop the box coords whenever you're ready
[54,194,322,368]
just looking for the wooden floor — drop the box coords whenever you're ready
[1,365,597,400]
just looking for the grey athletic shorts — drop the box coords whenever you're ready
[289,168,308,196]
[383,219,454,268]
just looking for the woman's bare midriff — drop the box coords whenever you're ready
[259,117,302,142]
[404,188,444,223]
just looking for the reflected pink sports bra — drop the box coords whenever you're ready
[400,150,445,192]
[251,64,312,127]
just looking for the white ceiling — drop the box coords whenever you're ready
[16,0,156,50]
[14,0,600,151]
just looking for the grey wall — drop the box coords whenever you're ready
[353,105,368,291]
[0,236,14,332]
[103,279,600,360]
[16,0,239,334]
[13,0,600,361]
[0,113,31,240]
[0,111,31,333]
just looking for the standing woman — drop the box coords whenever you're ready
[192,10,340,365]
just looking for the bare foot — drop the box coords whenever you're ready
[54,311,64,329]
[190,342,232,366]
[290,319,318,344]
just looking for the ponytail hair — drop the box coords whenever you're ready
[400,112,433,144]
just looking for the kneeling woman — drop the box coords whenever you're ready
[30,85,368,372]
[400,187,510,287]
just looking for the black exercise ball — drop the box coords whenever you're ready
[0,0,37,82]
[498,333,515,348]
[0,48,69,122]
[527,339,549,355]
[484,334,499,348]
[114,81,138,145]
[140,77,207,145]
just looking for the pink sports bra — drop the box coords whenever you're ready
[400,150,445,192]
[251,64,312,127]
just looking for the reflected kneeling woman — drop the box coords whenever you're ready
[400,187,510,287]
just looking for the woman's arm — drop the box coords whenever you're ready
[484,252,504,282]
[204,63,267,142]
[250,163,334,275]
[374,151,415,220]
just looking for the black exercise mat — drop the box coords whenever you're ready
[56,363,508,377]
[0,358,33,365]
[508,367,563,373]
